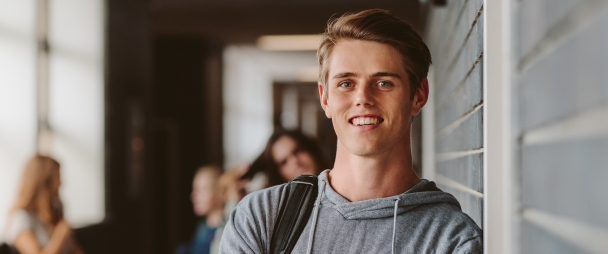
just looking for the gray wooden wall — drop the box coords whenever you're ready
[424,0,485,228]
[515,0,608,252]
[424,0,608,251]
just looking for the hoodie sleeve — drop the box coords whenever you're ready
[453,236,482,254]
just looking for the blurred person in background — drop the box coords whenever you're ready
[177,165,231,254]
[2,155,83,254]
[244,129,328,188]
[217,165,249,215]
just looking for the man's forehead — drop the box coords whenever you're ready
[327,40,407,78]
[331,71,403,80]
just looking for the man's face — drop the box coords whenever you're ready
[319,39,427,157]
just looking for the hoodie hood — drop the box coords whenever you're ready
[220,169,483,254]
[316,170,461,220]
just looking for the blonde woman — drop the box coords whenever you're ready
[3,155,83,254]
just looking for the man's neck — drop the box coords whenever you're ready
[328,139,420,202]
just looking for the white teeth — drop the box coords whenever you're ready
[353,117,380,126]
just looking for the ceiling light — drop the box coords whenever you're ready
[257,34,322,51]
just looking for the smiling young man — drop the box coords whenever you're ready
[219,9,482,253]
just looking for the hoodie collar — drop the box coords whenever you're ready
[317,170,461,220]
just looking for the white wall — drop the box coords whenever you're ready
[223,46,317,169]
[48,0,105,227]
[0,0,37,234]
[0,0,105,231]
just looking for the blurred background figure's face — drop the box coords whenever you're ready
[190,172,220,217]
[271,135,318,181]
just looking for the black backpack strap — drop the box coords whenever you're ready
[270,174,318,254]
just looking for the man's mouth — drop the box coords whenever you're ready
[350,116,384,126]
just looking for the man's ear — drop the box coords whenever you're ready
[318,82,331,118]
[411,78,429,116]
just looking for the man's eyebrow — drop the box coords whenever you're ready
[370,72,401,79]
[332,72,402,80]
[332,72,358,79]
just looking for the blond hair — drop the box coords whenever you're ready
[12,155,63,225]
[317,9,432,98]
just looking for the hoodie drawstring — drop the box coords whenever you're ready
[306,180,326,254]
[392,198,399,254]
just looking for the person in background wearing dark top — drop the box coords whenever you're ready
[243,130,328,188]
[3,155,84,254]
[176,165,225,254]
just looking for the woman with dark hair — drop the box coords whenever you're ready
[3,155,83,254]
[247,130,328,187]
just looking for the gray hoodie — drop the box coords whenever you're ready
[220,170,482,253]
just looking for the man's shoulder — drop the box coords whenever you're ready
[422,200,479,220]
[235,183,288,217]
[219,183,289,253]
[412,201,482,239]
[237,172,326,215]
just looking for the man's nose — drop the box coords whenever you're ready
[354,84,374,107]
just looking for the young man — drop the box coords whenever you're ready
[219,9,482,253]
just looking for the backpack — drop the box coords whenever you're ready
[269,175,318,254]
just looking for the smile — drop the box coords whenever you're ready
[349,115,384,126]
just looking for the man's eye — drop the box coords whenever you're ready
[339,81,353,88]
[378,81,392,87]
